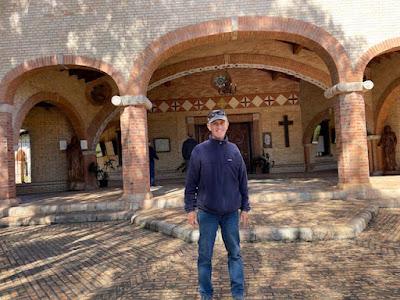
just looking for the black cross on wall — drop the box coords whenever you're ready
[264,96,274,106]
[171,101,180,111]
[278,115,294,147]
[241,97,251,107]
[194,99,203,110]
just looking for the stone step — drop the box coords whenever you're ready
[151,191,341,209]
[0,210,133,227]
[151,189,400,209]
[131,204,379,243]
[6,200,128,217]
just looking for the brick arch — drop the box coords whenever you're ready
[375,77,400,135]
[87,103,123,151]
[128,16,352,95]
[354,37,400,79]
[149,54,331,90]
[302,108,333,145]
[0,55,126,104]
[14,92,87,144]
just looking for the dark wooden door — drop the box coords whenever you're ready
[195,122,252,171]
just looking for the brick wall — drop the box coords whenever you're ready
[148,105,304,174]
[0,112,16,200]
[2,1,400,190]
[1,1,400,82]
[17,106,74,194]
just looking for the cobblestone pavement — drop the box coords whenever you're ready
[1,209,400,299]
[134,200,370,227]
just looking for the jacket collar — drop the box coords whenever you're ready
[209,135,228,144]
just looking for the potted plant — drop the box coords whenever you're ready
[88,159,115,188]
[252,151,275,174]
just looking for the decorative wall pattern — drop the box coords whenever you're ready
[150,92,299,113]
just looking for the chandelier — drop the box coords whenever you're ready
[212,69,236,95]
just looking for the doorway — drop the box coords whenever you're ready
[195,122,253,170]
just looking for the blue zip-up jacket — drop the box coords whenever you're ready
[184,136,250,215]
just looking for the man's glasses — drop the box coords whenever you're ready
[207,110,226,119]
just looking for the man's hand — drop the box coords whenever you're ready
[240,211,249,227]
[187,211,198,227]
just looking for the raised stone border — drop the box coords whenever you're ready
[0,199,136,227]
[1,184,399,228]
[131,204,379,243]
[150,187,400,209]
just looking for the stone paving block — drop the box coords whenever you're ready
[1,211,400,299]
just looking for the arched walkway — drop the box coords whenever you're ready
[354,37,400,80]
[127,16,351,95]
[13,92,87,144]
[87,104,123,151]
[149,54,331,90]
[375,77,400,135]
[303,108,332,145]
[0,55,126,104]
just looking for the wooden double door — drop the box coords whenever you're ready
[195,122,253,171]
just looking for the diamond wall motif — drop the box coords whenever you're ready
[150,92,299,113]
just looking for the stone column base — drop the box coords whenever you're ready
[336,183,373,199]
[0,197,20,208]
[121,192,153,210]
[0,198,20,217]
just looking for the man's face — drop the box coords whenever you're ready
[207,119,229,140]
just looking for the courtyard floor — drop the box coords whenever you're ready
[1,172,400,299]
[1,209,400,299]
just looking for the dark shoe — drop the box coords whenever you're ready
[200,294,212,300]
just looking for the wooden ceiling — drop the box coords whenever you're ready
[158,39,327,73]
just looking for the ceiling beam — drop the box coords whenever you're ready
[293,44,303,55]
[271,71,283,81]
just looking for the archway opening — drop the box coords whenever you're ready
[364,49,400,175]
[17,101,77,194]
[10,64,121,194]
[94,119,122,188]
[144,33,338,179]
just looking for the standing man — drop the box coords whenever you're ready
[184,109,250,300]
[148,142,159,186]
[182,134,198,171]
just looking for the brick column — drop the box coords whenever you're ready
[82,150,98,190]
[303,143,312,172]
[112,95,153,209]
[0,111,18,207]
[334,92,370,187]
[325,81,373,189]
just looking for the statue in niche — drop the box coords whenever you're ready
[378,125,398,172]
[66,136,85,190]
[16,149,28,183]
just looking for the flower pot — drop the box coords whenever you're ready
[98,179,108,188]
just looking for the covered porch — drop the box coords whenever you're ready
[2,172,400,242]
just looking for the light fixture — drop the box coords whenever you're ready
[212,69,236,95]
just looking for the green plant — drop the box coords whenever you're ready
[88,159,115,181]
[252,152,275,174]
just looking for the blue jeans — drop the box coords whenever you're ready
[149,161,155,186]
[197,210,244,299]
